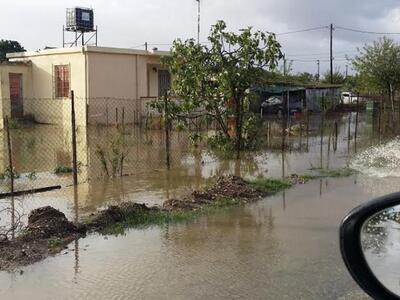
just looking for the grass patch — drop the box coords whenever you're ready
[98,198,243,235]
[247,177,292,193]
[54,166,73,174]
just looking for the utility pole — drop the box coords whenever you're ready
[196,0,200,44]
[330,23,333,84]
[283,54,287,77]
[345,64,348,78]
[317,59,320,81]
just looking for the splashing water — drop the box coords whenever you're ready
[350,137,400,178]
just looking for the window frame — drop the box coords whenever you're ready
[54,64,71,99]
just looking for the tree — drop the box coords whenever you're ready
[156,20,281,156]
[293,72,315,83]
[352,37,400,112]
[0,39,25,61]
[322,67,345,84]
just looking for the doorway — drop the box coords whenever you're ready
[9,73,23,118]
[158,70,171,97]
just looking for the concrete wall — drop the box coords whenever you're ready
[86,51,165,124]
[4,46,169,126]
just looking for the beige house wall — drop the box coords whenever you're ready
[0,63,32,128]
[86,49,167,124]
[4,46,169,126]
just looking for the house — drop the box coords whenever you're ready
[0,46,170,127]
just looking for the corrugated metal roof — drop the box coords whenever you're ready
[253,84,305,94]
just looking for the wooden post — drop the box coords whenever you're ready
[354,93,359,153]
[281,118,286,178]
[306,111,310,152]
[347,115,351,154]
[164,92,170,169]
[334,121,338,152]
[327,127,332,169]
[115,107,119,126]
[122,106,125,128]
[5,116,14,194]
[378,101,382,144]
[299,117,303,151]
[320,112,324,169]
[105,104,109,127]
[71,91,78,186]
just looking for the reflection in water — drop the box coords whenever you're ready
[362,206,400,295]
[1,111,400,298]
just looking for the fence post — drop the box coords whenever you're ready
[71,91,78,186]
[106,104,109,127]
[164,92,171,170]
[334,121,338,152]
[5,116,14,194]
[347,115,351,154]
[354,93,360,153]
[122,106,125,127]
[320,110,324,169]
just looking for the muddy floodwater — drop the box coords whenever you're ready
[1,112,399,299]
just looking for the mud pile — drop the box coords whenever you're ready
[163,175,265,211]
[25,206,84,239]
[86,202,153,230]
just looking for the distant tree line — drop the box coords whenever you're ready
[0,39,25,61]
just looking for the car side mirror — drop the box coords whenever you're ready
[340,192,400,300]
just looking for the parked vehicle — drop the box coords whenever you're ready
[340,192,400,299]
[261,96,303,114]
[261,96,283,113]
[341,92,358,104]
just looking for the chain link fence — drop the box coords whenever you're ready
[0,92,399,198]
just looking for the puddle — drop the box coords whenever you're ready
[0,112,399,299]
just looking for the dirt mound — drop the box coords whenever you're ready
[201,175,264,199]
[163,176,264,211]
[86,202,152,229]
[26,206,82,239]
[0,239,48,271]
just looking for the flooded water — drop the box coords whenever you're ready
[0,111,399,299]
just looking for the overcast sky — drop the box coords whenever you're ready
[2,0,400,76]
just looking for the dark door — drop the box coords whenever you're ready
[9,73,23,118]
[158,70,171,97]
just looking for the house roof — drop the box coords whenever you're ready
[7,45,170,59]
[0,60,31,66]
[253,84,305,94]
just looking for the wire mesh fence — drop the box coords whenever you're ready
[0,92,398,198]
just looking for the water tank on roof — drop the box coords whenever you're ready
[66,7,94,32]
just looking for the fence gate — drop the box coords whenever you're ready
[9,73,23,118]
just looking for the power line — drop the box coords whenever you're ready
[335,26,400,35]
[276,26,329,35]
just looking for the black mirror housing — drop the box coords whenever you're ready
[340,192,400,300]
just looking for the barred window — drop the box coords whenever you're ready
[54,65,70,98]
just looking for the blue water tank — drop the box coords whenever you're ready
[66,7,94,32]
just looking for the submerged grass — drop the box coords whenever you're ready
[94,167,358,236]
[247,177,292,193]
[99,198,242,235]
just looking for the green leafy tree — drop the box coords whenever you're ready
[0,40,25,61]
[322,68,345,84]
[155,20,281,156]
[352,37,400,112]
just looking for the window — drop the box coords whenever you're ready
[54,65,70,98]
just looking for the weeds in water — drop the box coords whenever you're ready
[95,127,130,177]
[54,166,73,174]
[247,177,292,193]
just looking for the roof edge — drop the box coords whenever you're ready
[7,46,170,59]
